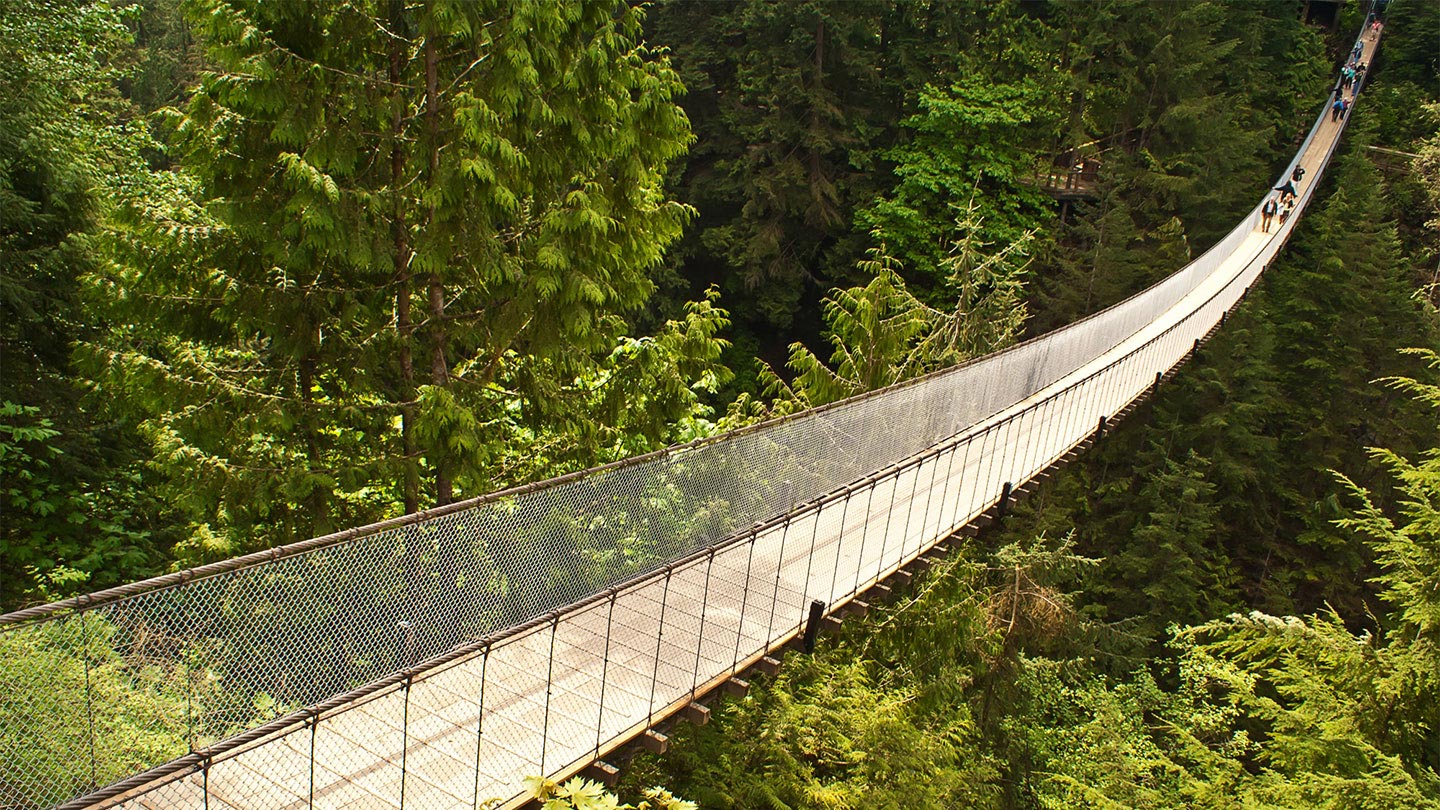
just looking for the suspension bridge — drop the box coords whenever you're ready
[1,28,1381,810]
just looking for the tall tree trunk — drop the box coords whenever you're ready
[424,30,453,505]
[809,15,825,200]
[298,337,330,536]
[390,0,419,515]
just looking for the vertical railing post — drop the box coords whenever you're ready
[875,471,899,580]
[1049,391,1067,469]
[690,550,716,698]
[399,675,412,809]
[918,450,942,552]
[898,455,923,559]
[852,481,875,596]
[81,612,98,792]
[308,713,317,809]
[732,533,758,670]
[941,438,964,535]
[1037,394,1057,474]
[977,424,1000,520]
[766,519,792,649]
[595,596,616,757]
[472,641,491,810]
[540,615,559,775]
[648,569,674,725]
[799,507,822,621]
[827,491,852,605]
[932,445,955,538]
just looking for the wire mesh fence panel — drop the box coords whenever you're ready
[205,729,309,810]
[402,661,486,810]
[113,775,202,810]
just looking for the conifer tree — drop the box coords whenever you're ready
[86,0,724,557]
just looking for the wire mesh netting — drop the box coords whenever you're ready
[0,28,1367,810]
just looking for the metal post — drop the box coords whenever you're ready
[690,550,716,697]
[764,518,794,652]
[935,442,959,539]
[399,676,411,809]
[918,451,942,552]
[648,570,673,725]
[472,643,491,810]
[897,454,921,557]
[309,715,317,809]
[875,472,899,580]
[595,597,615,756]
[81,613,98,790]
[852,483,875,595]
[799,508,822,621]
[1043,392,1062,470]
[992,420,1014,518]
[540,616,559,775]
[826,493,851,604]
[732,533,758,669]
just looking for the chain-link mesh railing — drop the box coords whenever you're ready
[1,26,1372,810]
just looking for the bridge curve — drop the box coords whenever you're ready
[2,26,1381,810]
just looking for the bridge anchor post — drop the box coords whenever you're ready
[996,481,1014,523]
[801,599,826,653]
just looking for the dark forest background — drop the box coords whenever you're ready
[2,0,1438,805]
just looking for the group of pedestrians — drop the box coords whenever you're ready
[1332,47,1367,122]
[1261,166,1303,233]
[1260,16,1382,236]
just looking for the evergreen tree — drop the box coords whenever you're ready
[0,0,167,604]
[857,62,1059,292]
[85,0,727,559]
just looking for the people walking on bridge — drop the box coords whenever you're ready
[1292,166,1306,184]
[1275,180,1297,203]
[1261,195,1279,232]
[1279,198,1296,227]
[1332,97,1346,122]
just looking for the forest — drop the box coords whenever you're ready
[1,0,1438,807]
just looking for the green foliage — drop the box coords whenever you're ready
[84,0,729,558]
[632,19,1440,807]
[526,775,696,810]
[0,403,154,606]
[0,0,169,606]
[1337,348,1440,641]
[857,78,1057,290]
[1028,0,1329,331]
[0,613,198,809]
[1005,144,1440,645]
[739,211,1033,418]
